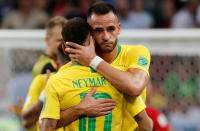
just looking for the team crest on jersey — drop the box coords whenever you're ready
[137,56,148,68]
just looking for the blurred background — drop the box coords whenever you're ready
[1,0,200,131]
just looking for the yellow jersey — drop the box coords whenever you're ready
[42,44,150,131]
[110,45,150,131]
[23,73,64,131]
[32,54,57,79]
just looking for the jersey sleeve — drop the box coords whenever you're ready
[22,75,45,112]
[126,45,151,75]
[41,76,60,120]
[125,95,146,117]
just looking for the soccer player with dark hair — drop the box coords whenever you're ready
[65,1,152,131]
[41,16,152,130]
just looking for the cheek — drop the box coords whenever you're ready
[93,34,102,42]
[55,41,60,48]
[112,32,119,40]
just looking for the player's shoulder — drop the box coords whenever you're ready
[32,54,56,77]
[34,73,47,80]
[120,44,150,57]
[121,44,149,52]
[57,62,73,73]
[35,54,51,64]
[49,62,72,80]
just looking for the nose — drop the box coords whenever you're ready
[103,31,110,41]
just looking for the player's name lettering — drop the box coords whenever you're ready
[72,77,107,88]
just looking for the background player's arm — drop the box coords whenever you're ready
[135,110,153,131]
[22,75,47,129]
[8,96,24,117]
[55,87,115,129]
[22,100,43,129]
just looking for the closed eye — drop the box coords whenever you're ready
[93,28,104,33]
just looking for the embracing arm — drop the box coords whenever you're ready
[96,62,149,96]
[22,100,43,129]
[41,118,57,131]
[65,39,150,97]
[55,87,115,129]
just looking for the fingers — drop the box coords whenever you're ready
[69,54,78,62]
[97,99,115,104]
[65,47,81,54]
[87,87,96,97]
[69,54,78,60]
[17,96,24,106]
[89,36,95,48]
[66,42,82,49]
[8,104,14,113]
[98,102,116,107]
[94,105,115,117]
[8,104,22,116]
[96,111,111,117]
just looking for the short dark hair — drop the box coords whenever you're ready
[57,43,70,64]
[87,1,117,18]
[61,17,91,45]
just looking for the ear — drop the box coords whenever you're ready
[45,36,49,45]
[62,44,68,56]
[117,23,121,35]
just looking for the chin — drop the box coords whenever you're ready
[101,47,114,53]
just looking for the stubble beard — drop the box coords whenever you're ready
[95,39,118,53]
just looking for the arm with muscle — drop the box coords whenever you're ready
[41,118,57,131]
[134,110,153,131]
[96,62,149,96]
[22,100,43,129]
[55,87,115,129]
[65,40,150,97]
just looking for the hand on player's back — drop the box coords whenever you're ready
[78,87,116,117]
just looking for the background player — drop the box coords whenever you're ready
[32,16,67,79]
[22,44,70,131]
[7,16,68,131]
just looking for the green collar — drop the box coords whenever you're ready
[111,44,121,63]
[74,62,81,66]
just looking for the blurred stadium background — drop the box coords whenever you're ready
[1,0,200,131]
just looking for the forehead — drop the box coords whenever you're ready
[88,11,118,29]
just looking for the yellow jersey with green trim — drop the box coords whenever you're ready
[23,73,64,131]
[41,63,124,131]
[110,44,150,131]
[32,54,57,79]
[41,44,150,131]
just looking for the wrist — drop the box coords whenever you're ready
[89,56,103,70]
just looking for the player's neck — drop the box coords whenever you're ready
[72,61,76,65]
[45,50,56,60]
[97,45,119,63]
